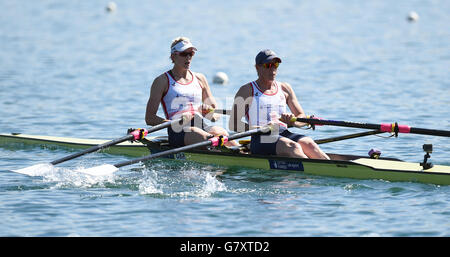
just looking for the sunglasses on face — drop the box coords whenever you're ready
[177,51,196,57]
[262,62,280,69]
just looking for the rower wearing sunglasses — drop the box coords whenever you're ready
[145,37,237,147]
[229,49,329,159]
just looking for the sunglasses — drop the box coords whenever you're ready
[177,51,196,57]
[262,62,280,69]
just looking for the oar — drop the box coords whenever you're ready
[315,130,385,144]
[207,108,231,115]
[295,118,450,137]
[77,126,271,175]
[13,119,183,175]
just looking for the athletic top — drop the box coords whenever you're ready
[245,81,287,127]
[161,70,203,120]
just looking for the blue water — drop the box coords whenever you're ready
[1,0,449,237]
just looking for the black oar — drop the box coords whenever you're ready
[77,126,271,175]
[207,108,231,115]
[53,119,184,164]
[13,119,183,175]
[295,118,450,137]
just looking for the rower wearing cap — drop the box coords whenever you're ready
[229,49,329,159]
[145,37,237,147]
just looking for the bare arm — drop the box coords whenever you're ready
[229,83,253,132]
[145,75,170,126]
[195,73,220,121]
[282,82,306,117]
[280,82,309,127]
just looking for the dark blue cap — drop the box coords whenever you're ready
[255,49,282,64]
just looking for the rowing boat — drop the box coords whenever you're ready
[2,132,450,185]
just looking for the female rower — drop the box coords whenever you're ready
[145,37,237,147]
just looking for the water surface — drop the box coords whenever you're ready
[0,0,449,236]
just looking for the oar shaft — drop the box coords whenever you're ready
[409,127,450,137]
[50,134,133,165]
[114,139,212,168]
[114,127,270,168]
[315,130,385,144]
[296,118,380,130]
[147,118,182,133]
[211,109,231,115]
[296,118,450,137]
[50,119,182,165]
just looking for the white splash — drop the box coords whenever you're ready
[74,164,118,176]
[12,163,116,188]
[200,172,227,197]
[138,169,163,195]
[138,165,227,197]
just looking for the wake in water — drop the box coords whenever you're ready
[10,160,227,197]
[137,162,227,198]
[10,163,116,188]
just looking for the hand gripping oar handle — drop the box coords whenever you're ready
[113,126,271,168]
[50,118,182,165]
[295,118,450,137]
[205,108,231,115]
[214,109,231,115]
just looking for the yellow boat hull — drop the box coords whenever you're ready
[1,133,450,185]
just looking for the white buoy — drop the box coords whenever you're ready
[407,11,419,22]
[213,72,229,85]
[106,2,117,13]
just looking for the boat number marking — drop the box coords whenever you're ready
[150,150,186,160]
[174,152,186,160]
[269,160,304,171]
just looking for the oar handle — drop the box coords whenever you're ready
[295,118,450,137]
[207,108,231,115]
